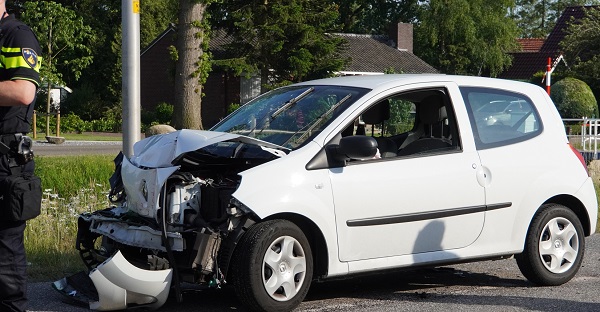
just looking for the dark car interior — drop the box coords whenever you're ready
[341,88,460,159]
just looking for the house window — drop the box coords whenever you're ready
[240,75,261,104]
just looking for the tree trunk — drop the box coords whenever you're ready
[172,0,206,130]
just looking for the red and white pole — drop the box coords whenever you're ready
[546,57,552,95]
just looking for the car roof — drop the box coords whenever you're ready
[294,74,538,92]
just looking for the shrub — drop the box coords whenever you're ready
[155,102,174,124]
[61,83,112,120]
[59,113,89,133]
[550,77,598,118]
[227,103,241,114]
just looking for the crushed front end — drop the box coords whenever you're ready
[70,130,287,310]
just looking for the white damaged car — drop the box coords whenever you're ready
[69,75,597,311]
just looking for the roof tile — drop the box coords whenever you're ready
[500,5,598,80]
[332,33,438,74]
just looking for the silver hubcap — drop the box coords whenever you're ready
[538,217,579,274]
[262,235,307,301]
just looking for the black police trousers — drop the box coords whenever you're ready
[0,221,27,312]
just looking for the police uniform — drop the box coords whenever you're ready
[0,13,41,312]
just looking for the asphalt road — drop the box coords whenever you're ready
[28,233,600,312]
[33,140,122,156]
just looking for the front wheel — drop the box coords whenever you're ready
[231,220,313,312]
[516,203,585,285]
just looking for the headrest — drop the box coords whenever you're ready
[419,93,445,125]
[362,100,390,125]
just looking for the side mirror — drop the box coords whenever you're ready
[326,136,378,167]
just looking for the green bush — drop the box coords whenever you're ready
[550,77,598,118]
[141,103,174,132]
[155,102,174,124]
[35,100,174,135]
[227,103,241,114]
[59,113,89,133]
[61,83,113,120]
[34,113,56,134]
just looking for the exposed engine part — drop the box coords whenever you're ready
[90,217,185,252]
[192,231,222,277]
[147,255,170,270]
[165,174,204,230]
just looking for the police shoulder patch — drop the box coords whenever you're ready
[22,48,38,69]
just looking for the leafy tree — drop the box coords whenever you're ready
[550,77,598,118]
[21,2,93,88]
[69,0,122,115]
[510,0,600,38]
[416,0,520,76]
[21,1,94,134]
[561,6,600,99]
[67,0,178,121]
[140,0,179,47]
[212,0,347,91]
[335,0,421,34]
[28,0,177,123]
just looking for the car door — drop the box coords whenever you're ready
[460,86,546,240]
[330,84,486,262]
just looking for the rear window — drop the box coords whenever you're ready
[461,87,542,149]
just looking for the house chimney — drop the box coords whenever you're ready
[388,22,413,53]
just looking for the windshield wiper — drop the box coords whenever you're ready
[282,93,352,147]
[248,87,315,137]
[269,87,314,121]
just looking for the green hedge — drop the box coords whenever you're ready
[551,77,598,118]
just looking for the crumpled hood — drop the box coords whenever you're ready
[119,129,288,220]
[129,129,289,168]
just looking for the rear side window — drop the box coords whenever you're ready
[461,87,542,149]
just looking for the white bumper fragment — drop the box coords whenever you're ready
[89,250,172,311]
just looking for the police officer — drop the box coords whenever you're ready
[0,0,42,311]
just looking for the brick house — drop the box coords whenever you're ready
[499,6,595,80]
[141,23,437,128]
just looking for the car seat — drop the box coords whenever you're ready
[361,100,397,157]
[397,94,452,156]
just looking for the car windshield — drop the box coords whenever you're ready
[211,85,370,149]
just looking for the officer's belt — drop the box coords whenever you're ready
[0,133,23,156]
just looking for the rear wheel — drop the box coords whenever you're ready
[231,220,313,312]
[516,204,585,285]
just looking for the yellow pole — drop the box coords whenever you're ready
[56,111,60,137]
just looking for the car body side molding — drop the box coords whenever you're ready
[346,203,512,227]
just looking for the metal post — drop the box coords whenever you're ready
[592,119,598,160]
[582,118,587,152]
[122,0,141,157]
[546,57,551,95]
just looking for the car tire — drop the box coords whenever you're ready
[230,219,313,312]
[515,203,585,286]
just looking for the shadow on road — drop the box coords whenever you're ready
[306,266,529,301]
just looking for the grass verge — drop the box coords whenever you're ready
[26,155,115,281]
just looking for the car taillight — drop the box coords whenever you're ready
[569,143,589,176]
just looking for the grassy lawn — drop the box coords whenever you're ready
[27,155,115,281]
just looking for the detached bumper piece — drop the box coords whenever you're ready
[54,250,173,311]
[89,250,173,311]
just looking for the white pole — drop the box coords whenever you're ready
[122,0,141,157]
